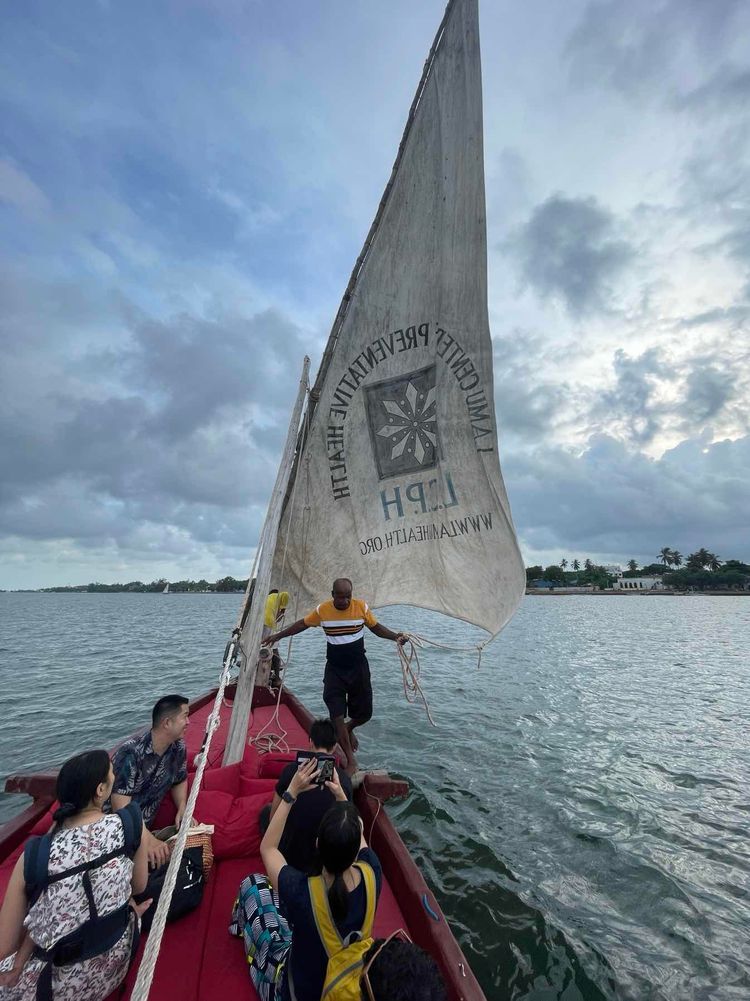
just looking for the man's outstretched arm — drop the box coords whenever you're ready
[369,622,408,644]
[263,618,309,646]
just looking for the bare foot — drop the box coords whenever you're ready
[343,756,358,777]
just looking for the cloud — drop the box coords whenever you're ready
[682,364,737,423]
[587,341,750,449]
[505,195,634,316]
[679,306,749,329]
[0,159,50,216]
[492,331,576,443]
[509,432,750,564]
[566,0,748,102]
[675,66,750,114]
[486,148,534,235]
[675,118,750,323]
[122,307,308,439]
[1,0,748,591]
[681,129,750,229]
[593,348,668,445]
[0,267,310,579]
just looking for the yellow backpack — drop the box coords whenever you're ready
[308,862,377,1001]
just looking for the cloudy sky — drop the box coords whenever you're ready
[1,0,749,589]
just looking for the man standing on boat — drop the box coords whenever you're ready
[262,578,407,775]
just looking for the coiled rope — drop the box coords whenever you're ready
[129,638,236,1001]
[406,632,488,669]
[396,632,489,728]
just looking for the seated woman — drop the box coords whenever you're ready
[232,758,381,1001]
[0,749,150,1000]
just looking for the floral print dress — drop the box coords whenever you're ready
[0,814,136,1001]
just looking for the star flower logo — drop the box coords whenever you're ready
[364,363,439,480]
[376,381,437,464]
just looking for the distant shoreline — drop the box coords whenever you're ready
[1,589,245,595]
[4,588,746,598]
[525,588,749,597]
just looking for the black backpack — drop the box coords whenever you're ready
[133,845,205,933]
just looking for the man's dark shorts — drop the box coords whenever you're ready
[323,658,373,722]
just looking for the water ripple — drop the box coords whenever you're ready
[1,593,749,999]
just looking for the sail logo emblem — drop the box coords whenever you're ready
[364,364,439,480]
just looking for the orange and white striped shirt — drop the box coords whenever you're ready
[304,598,378,667]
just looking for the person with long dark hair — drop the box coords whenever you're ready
[231,759,381,1001]
[0,749,150,999]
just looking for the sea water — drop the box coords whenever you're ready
[1,592,748,1000]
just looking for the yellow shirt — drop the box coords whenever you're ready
[264,591,289,629]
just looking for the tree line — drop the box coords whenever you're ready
[40,576,249,593]
[525,561,614,589]
[527,548,749,591]
[629,548,749,589]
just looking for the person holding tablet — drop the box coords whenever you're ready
[261,719,353,874]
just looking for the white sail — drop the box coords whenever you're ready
[272,0,524,637]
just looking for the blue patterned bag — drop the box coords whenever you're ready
[229,873,292,1001]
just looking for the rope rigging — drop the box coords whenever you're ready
[128,639,236,1001]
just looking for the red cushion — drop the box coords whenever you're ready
[150,797,177,831]
[197,858,260,999]
[203,763,241,795]
[121,868,218,1001]
[149,774,195,831]
[372,873,410,937]
[193,790,233,828]
[256,753,296,780]
[238,777,276,798]
[213,794,268,860]
[182,703,233,770]
[193,791,268,860]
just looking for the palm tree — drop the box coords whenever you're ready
[707,553,722,571]
[572,559,580,571]
[658,547,672,568]
[688,548,712,569]
[584,558,593,571]
[671,551,683,567]
[561,559,568,570]
[627,559,638,572]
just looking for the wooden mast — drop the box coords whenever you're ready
[223,356,310,765]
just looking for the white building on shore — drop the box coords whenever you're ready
[614,575,664,590]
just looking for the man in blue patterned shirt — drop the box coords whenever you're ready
[111,694,189,866]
